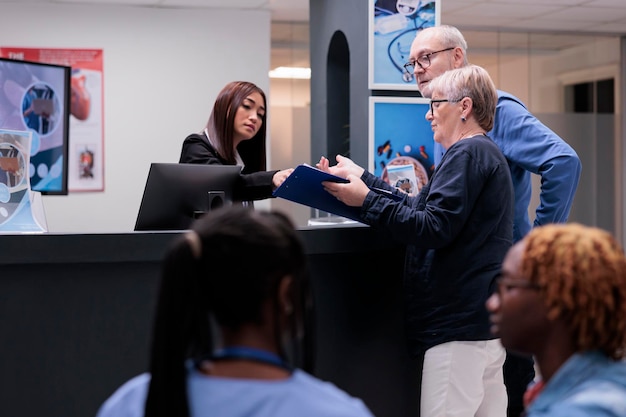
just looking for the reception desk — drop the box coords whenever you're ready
[0,225,420,417]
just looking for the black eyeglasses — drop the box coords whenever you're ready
[403,47,456,73]
[429,99,457,115]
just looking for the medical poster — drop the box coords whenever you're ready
[369,97,435,195]
[369,0,440,90]
[0,47,105,192]
[0,128,46,233]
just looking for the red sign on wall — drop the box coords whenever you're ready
[0,47,105,192]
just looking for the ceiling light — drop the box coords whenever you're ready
[269,66,311,79]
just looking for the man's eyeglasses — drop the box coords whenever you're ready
[403,47,456,73]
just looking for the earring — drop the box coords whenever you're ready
[461,116,467,122]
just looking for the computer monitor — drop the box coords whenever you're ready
[0,57,71,195]
[134,163,242,231]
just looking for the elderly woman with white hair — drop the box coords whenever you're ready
[318,64,514,417]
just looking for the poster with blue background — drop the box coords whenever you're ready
[369,97,435,193]
[369,0,440,90]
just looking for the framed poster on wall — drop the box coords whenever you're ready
[0,57,71,195]
[369,96,435,194]
[368,0,440,90]
[0,47,105,192]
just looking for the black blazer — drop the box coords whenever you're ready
[179,133,278,201]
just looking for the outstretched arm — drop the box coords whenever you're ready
[316,155,365,179]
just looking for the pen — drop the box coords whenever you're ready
[370,187,403,201]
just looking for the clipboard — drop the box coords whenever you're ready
[272,164,363,222]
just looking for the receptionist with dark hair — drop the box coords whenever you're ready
[179,81,292,201]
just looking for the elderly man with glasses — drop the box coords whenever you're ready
[405,25,582,417]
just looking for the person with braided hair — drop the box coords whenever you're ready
[486,223,626,417]
[96,206,374,417]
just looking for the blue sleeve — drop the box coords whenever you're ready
[95,373,149,417]
[490,92,582,227]
[527,389,626,417]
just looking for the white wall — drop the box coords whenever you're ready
[0,4,271,232]
[532,37,621,113]
[268,77,312,226]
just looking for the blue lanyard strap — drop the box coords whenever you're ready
[211,346,291,371]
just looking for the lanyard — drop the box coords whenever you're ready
[211,346,291,371]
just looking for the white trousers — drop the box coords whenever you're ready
[421,339,508,417]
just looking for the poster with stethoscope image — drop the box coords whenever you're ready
[369,0,440,90]
[369,96,435,196]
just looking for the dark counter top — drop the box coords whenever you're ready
[0,224,400,265]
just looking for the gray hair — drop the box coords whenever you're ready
[421,25,469,66]
[429,65,497,131]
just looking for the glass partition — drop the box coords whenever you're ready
[465,31,620,238]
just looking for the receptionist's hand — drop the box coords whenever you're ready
[272,168,293,189]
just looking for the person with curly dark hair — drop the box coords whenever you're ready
[487,223,626,417]
[96,206,375,417]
